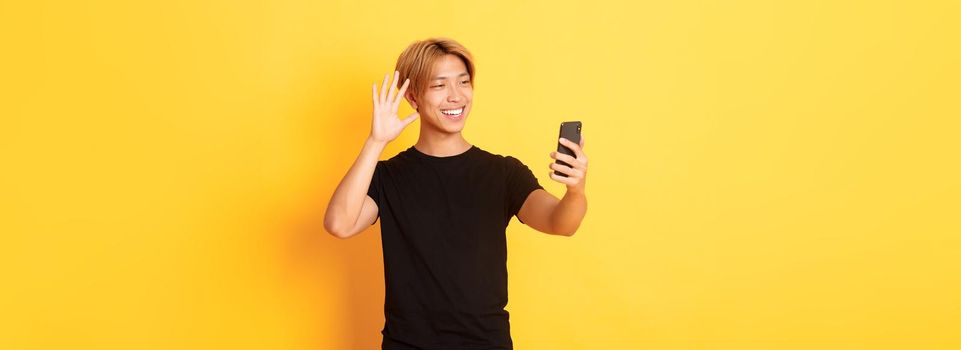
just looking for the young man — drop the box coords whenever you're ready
[323,38,588,350]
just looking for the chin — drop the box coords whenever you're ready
[439,122,466,134]
[431,111,469,133]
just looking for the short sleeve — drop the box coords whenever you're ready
[505,156,543,223]
[366,161,383,225]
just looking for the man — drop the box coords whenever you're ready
[323,38,588,350]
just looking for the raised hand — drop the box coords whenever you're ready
[370,71,419,143]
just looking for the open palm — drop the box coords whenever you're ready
[370,71,419,143]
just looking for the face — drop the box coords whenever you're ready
[406,54,473,134]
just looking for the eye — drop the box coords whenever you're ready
[431,84,443,88]
[460,80,470,85]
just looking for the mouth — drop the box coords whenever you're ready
[440,107,465,120]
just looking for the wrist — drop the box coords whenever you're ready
[565,185,586,197]
[364,137,390,156]
[366,135,389,149]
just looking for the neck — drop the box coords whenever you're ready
[414,125,471,157]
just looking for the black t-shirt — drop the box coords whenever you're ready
[366,145,543,350]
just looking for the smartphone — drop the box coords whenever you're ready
[554,121,582,177]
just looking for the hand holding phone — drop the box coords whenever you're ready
[554,121,583,177]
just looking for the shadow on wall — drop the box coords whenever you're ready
[279,63,388,350]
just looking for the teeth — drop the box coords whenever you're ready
[442,108,463,116]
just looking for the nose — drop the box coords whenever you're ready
[446,86,462,103]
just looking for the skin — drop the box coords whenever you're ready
[323,54,588,238]
[406,55,474,156]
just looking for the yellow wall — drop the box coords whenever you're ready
[2,0,959,349]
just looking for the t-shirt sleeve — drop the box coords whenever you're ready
[506,156,544,223]
[366,161,383,225]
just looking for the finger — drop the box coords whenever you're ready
[387,71,400,103]
[380,73,390,104]
[549,162,571,176]
[372,83,379,108]
[550,162,581,178]
[551,152,576,163]
[402,112,419,126]
[550,172,577,186]
[394,78,411,106]
[550,152,582,169]
[559,138,586,160]
[580,135,585,148]
[558,138,582,160]
[552,153,583,170]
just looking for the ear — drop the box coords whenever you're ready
[405,91,418,110]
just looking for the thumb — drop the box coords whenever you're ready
[402,112,419,126]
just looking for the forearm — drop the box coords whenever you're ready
[323,137,386,233]
[549,189,587,236]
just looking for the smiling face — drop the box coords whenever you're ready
[405,54,473,135]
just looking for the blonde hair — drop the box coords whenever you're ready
[395,38,475,102]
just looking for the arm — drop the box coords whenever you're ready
[323,138,387,239]
[517,137,589,236]
[323,71,419,239]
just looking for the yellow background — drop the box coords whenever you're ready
[2,0,959,349]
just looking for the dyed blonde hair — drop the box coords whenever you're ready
[395,38,475,103]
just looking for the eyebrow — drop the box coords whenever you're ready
[431,72,470,80]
